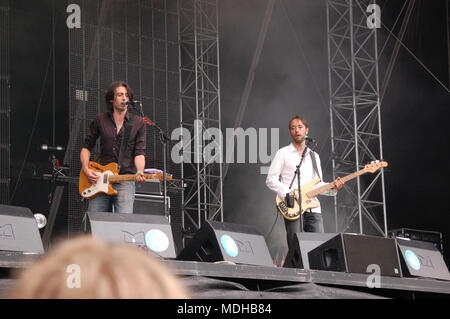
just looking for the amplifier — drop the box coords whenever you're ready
[135,180,162,195]
[134,194,170,216]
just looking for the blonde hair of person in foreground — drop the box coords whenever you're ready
[7,236,189,299]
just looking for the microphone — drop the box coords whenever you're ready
[142,117,155,126]
[304,136,316,143]
[122,100,142,106]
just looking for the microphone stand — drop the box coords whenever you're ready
[134,102,172,221]
[288,145,309,232]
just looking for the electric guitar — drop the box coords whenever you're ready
[79,161,172,199]
[275,161,388,220]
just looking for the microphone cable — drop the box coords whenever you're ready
[265,204,280,240]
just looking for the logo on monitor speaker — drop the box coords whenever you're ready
[145,229,169,253]
[0,224,15,240]
[220,234,239,257]
[122,231,145,245]
[404,249,421,271]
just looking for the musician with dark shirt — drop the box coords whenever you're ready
[80,81,147,214]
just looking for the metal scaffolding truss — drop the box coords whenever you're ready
[327,0,387,236]
[66,0,183,239]
[178,0,223,246]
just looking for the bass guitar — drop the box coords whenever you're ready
[275,161,388,220]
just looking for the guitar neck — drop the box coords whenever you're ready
[307,169,367,198]
[109,173,164,183]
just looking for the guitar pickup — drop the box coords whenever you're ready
[278,202,288,212]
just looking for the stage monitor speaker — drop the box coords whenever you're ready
[308,233,402,277]
[177,221,275,267]
[396,237,450,281]
[86,212,176,259]
[0,204,44,254]
[284,233,337,269]
[389,228,443,254]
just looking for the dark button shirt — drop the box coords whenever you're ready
[83,111,146,174]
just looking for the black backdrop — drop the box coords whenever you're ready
[3,0,449,264]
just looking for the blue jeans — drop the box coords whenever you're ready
[284,211,324,251]
[87,181,136,214]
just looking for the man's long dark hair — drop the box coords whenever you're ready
[105,81,134,111]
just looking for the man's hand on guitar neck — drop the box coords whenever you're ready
[135,171,147,183]
[134,155,146,183]
[288,177,344,199]
[332,177,345,191]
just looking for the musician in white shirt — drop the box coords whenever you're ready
[265,116,344,250]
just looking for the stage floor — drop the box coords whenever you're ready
[1,252,450,298]
[164,260,450,297]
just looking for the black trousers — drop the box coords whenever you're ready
[284,211,324,251]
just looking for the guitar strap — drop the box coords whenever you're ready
[309,149,322,180]
[117,112,134,172]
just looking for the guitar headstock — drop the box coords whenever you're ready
[364,160,388,173]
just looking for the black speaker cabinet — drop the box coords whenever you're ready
[177,221,275,267]
[0,204,44,254]
[396,237,450,281]
[284,233,337,269]
[133,194,169,215]
[86,212,176,259]
[135,180,162,195]
[308,233,402,277]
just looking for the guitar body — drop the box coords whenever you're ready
[79,162,120,199]
[275,178,321,220]
[79,161,173,199]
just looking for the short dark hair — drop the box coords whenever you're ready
[105,81,134,111]
[288,116,308,129]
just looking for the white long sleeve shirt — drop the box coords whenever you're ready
[265,143,336,214]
